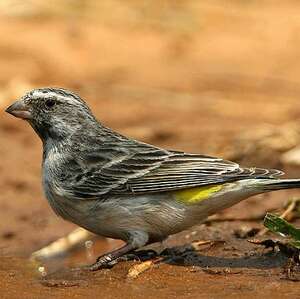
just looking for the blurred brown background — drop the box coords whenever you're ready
[2,0,300,253]
[2,1,300,293]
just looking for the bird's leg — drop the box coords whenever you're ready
[89,243,135,271]
[88,231,149,271]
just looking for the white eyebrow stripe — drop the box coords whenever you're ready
[29,90,83,106]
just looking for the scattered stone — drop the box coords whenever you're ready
[234,227,260,239]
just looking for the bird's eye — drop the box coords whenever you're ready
[45,99,56,109]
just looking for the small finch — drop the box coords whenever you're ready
[5,88,300,270]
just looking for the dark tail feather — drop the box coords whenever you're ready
[260,179,300,191]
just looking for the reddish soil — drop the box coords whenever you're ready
[1,2,300,298]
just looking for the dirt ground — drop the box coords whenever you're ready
[1,1,300,298]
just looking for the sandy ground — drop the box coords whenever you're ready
[1,1,300,298]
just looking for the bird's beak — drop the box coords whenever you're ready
[5,100,32,120]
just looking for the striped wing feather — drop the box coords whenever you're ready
[66,145,283,199]
[114,150,283,194]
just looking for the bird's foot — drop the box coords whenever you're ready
[88,253,116,271]
[87,253,117,271]
[87,243,135,271]
[87,249,158,271]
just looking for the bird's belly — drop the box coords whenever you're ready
[43,181,260,243]
[85,195,189,242]
[44,189,192,242]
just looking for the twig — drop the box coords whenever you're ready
[30,228,97,260]
[191,240,225,251]
[205,213,266,223]
[127,257,163,279]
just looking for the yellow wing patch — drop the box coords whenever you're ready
[174,184,223,204]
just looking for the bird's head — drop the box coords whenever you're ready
[5,87,97,141]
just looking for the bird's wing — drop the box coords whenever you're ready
[112,150,283,194]
[63,143,283,199]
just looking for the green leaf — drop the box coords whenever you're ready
[264,213,300,241]
[289,240,300,250]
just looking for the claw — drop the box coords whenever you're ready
[89,254,115,271]
[87,248,158,271]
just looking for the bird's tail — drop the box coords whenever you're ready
[259,178,300,192]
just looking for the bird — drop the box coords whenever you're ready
[5,87,300,270]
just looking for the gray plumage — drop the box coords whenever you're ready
[5,87,300,270]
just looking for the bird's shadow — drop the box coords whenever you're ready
[164,251,286,270]
[136,243,288,270]
[38,242,289,278]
